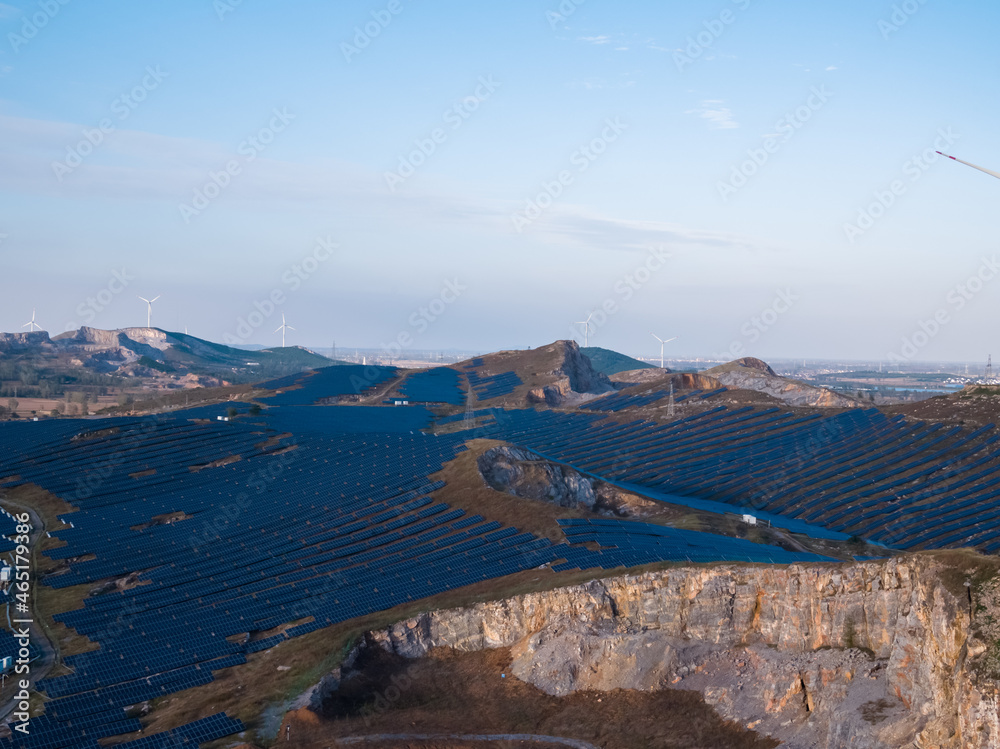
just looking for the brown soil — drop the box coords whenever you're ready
[284,647,779,749]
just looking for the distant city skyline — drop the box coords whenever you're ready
[2,1,1000,362]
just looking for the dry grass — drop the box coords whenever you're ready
[428,439,586,543]
[282,647,780,749]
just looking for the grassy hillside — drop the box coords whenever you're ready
[581,346,656,376]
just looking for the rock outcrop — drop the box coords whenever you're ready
[0,330,53,352]
[525,342,614,406]
[704,358,860,408]
[356,558,1000,749]
[476,445,657,517]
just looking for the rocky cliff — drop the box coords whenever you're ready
[477,445,657,517]
[354,557,1000,749]
[704,358,861,409]
[525,341,614,406]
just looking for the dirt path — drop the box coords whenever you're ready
[331,734,600,748]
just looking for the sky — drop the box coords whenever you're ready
[2,0,1000,364]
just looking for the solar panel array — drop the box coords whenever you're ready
[581,390,669,412]
[579,387,730,413]
[0,399,839,747]
[465,370,522,400]
[463,405,1000,551]
[260,365,398,406]
[398,368,465,405]
[555,518,831,569]
[263,405,434,435]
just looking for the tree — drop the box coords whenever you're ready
[7,398,17,413]
[226,406,238,420]
[248,404,262,416]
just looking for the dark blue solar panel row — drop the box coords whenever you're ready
[464,369,522,400]
[555,518,832,569]
[263,405,434,435]
[465,405,1000,552]
[259,364,398,406]
[117,713,245,748]
[398,368,465,405]
[581,390,668,412]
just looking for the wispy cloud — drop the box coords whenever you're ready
[685,100,740,130]
[518,209,762,253]
[578,35,612,45]
[0,113,766,258]
[825,65,838,71]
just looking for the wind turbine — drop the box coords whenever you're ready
[650,333,677,369]
[137,295,160,328]
[575,313,594,347]
[937,152,1000,181]
[274,313,294,348]
[21,309,41,332]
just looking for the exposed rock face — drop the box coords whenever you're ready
[362,559,1000,749]
[526,341,613,406]
[476,445,657,517]
[732,357,777,376]
[610,370,723,391]
[0,331,53,352]
[704,359,860,408]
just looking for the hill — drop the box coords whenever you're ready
[455,340,614,407]
[580,346,657,376]
[703,356,861,408]
[0,327,335,408]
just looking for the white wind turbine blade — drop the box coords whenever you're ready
[937,152,1000,181]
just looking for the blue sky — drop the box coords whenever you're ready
[2,0,1000,363]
